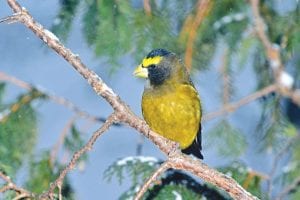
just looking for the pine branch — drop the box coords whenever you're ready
[219,47,231,105]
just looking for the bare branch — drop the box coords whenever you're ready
[169,154,258,200]
[0,13,22,24]
[40,113,117,199]
[249,0,282,77]
[135,152,260,200]
[249,0,272,50]
[184,0,212,70]
[267,136,298,197]
[134,161,171,200]
[143,0,151,16]
[276,176,300,200]
[203,84,277,121]
[50,116,78,165]
[0,171,34,198]
[0,71,105,123]
[13,193,33,200]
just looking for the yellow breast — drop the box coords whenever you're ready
[142,84,201,149]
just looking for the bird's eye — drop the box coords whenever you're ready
[148,64,156,69]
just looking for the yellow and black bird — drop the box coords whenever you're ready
[133,49,203,159]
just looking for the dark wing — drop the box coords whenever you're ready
[181,80,203,159]
[182,123,203,159]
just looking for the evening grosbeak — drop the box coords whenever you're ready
[133,49,203,159]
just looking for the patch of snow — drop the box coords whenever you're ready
[172,191,182,200]
[44,29,59,42]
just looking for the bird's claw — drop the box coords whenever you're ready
[166,140,180,157]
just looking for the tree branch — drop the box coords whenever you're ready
[40,113,117,199]
[50,116,78,165]
[0,171,34,198]
[0,71,106,123]
[134,161,171,200]
[143,0,151,16]
[276,176,300,200]
[184,0,212,70]
[219,47,231,105]
[203,84,277,121]
[267,136,298,198]
[169,154,257,200]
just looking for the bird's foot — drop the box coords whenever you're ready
[166,140,180,157]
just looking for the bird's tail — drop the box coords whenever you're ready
[182,124,203,159]
[182,140,203,159]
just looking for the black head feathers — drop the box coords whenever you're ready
[146,49,171,58]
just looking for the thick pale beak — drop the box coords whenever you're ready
[133,64,148,78]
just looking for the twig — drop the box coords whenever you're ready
[276,176,300,200]
[4,1,259,199]
[134,161,171,200]
[0,71,106,123]
[184,0,212,70]
[40,113,117,199]
[143,0,151,16]
[0,171,34,198]
[0,88,43,122]
[249,0,282,75]
[0,13,21,24]
[219,47,230,105]
[169,154,257,200]
[50,116,78,165]
[203,84,277,121]
[13,193,32,200]
[0,71,32,90]
[249,0,272,50]
[58,185,62,200]
[267,136,297,198]
[242,170,268,189]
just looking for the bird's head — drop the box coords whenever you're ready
[133,49,189,86]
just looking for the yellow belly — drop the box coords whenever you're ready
[142,84,201,149]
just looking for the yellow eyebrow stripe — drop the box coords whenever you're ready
[142,56,162,68]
